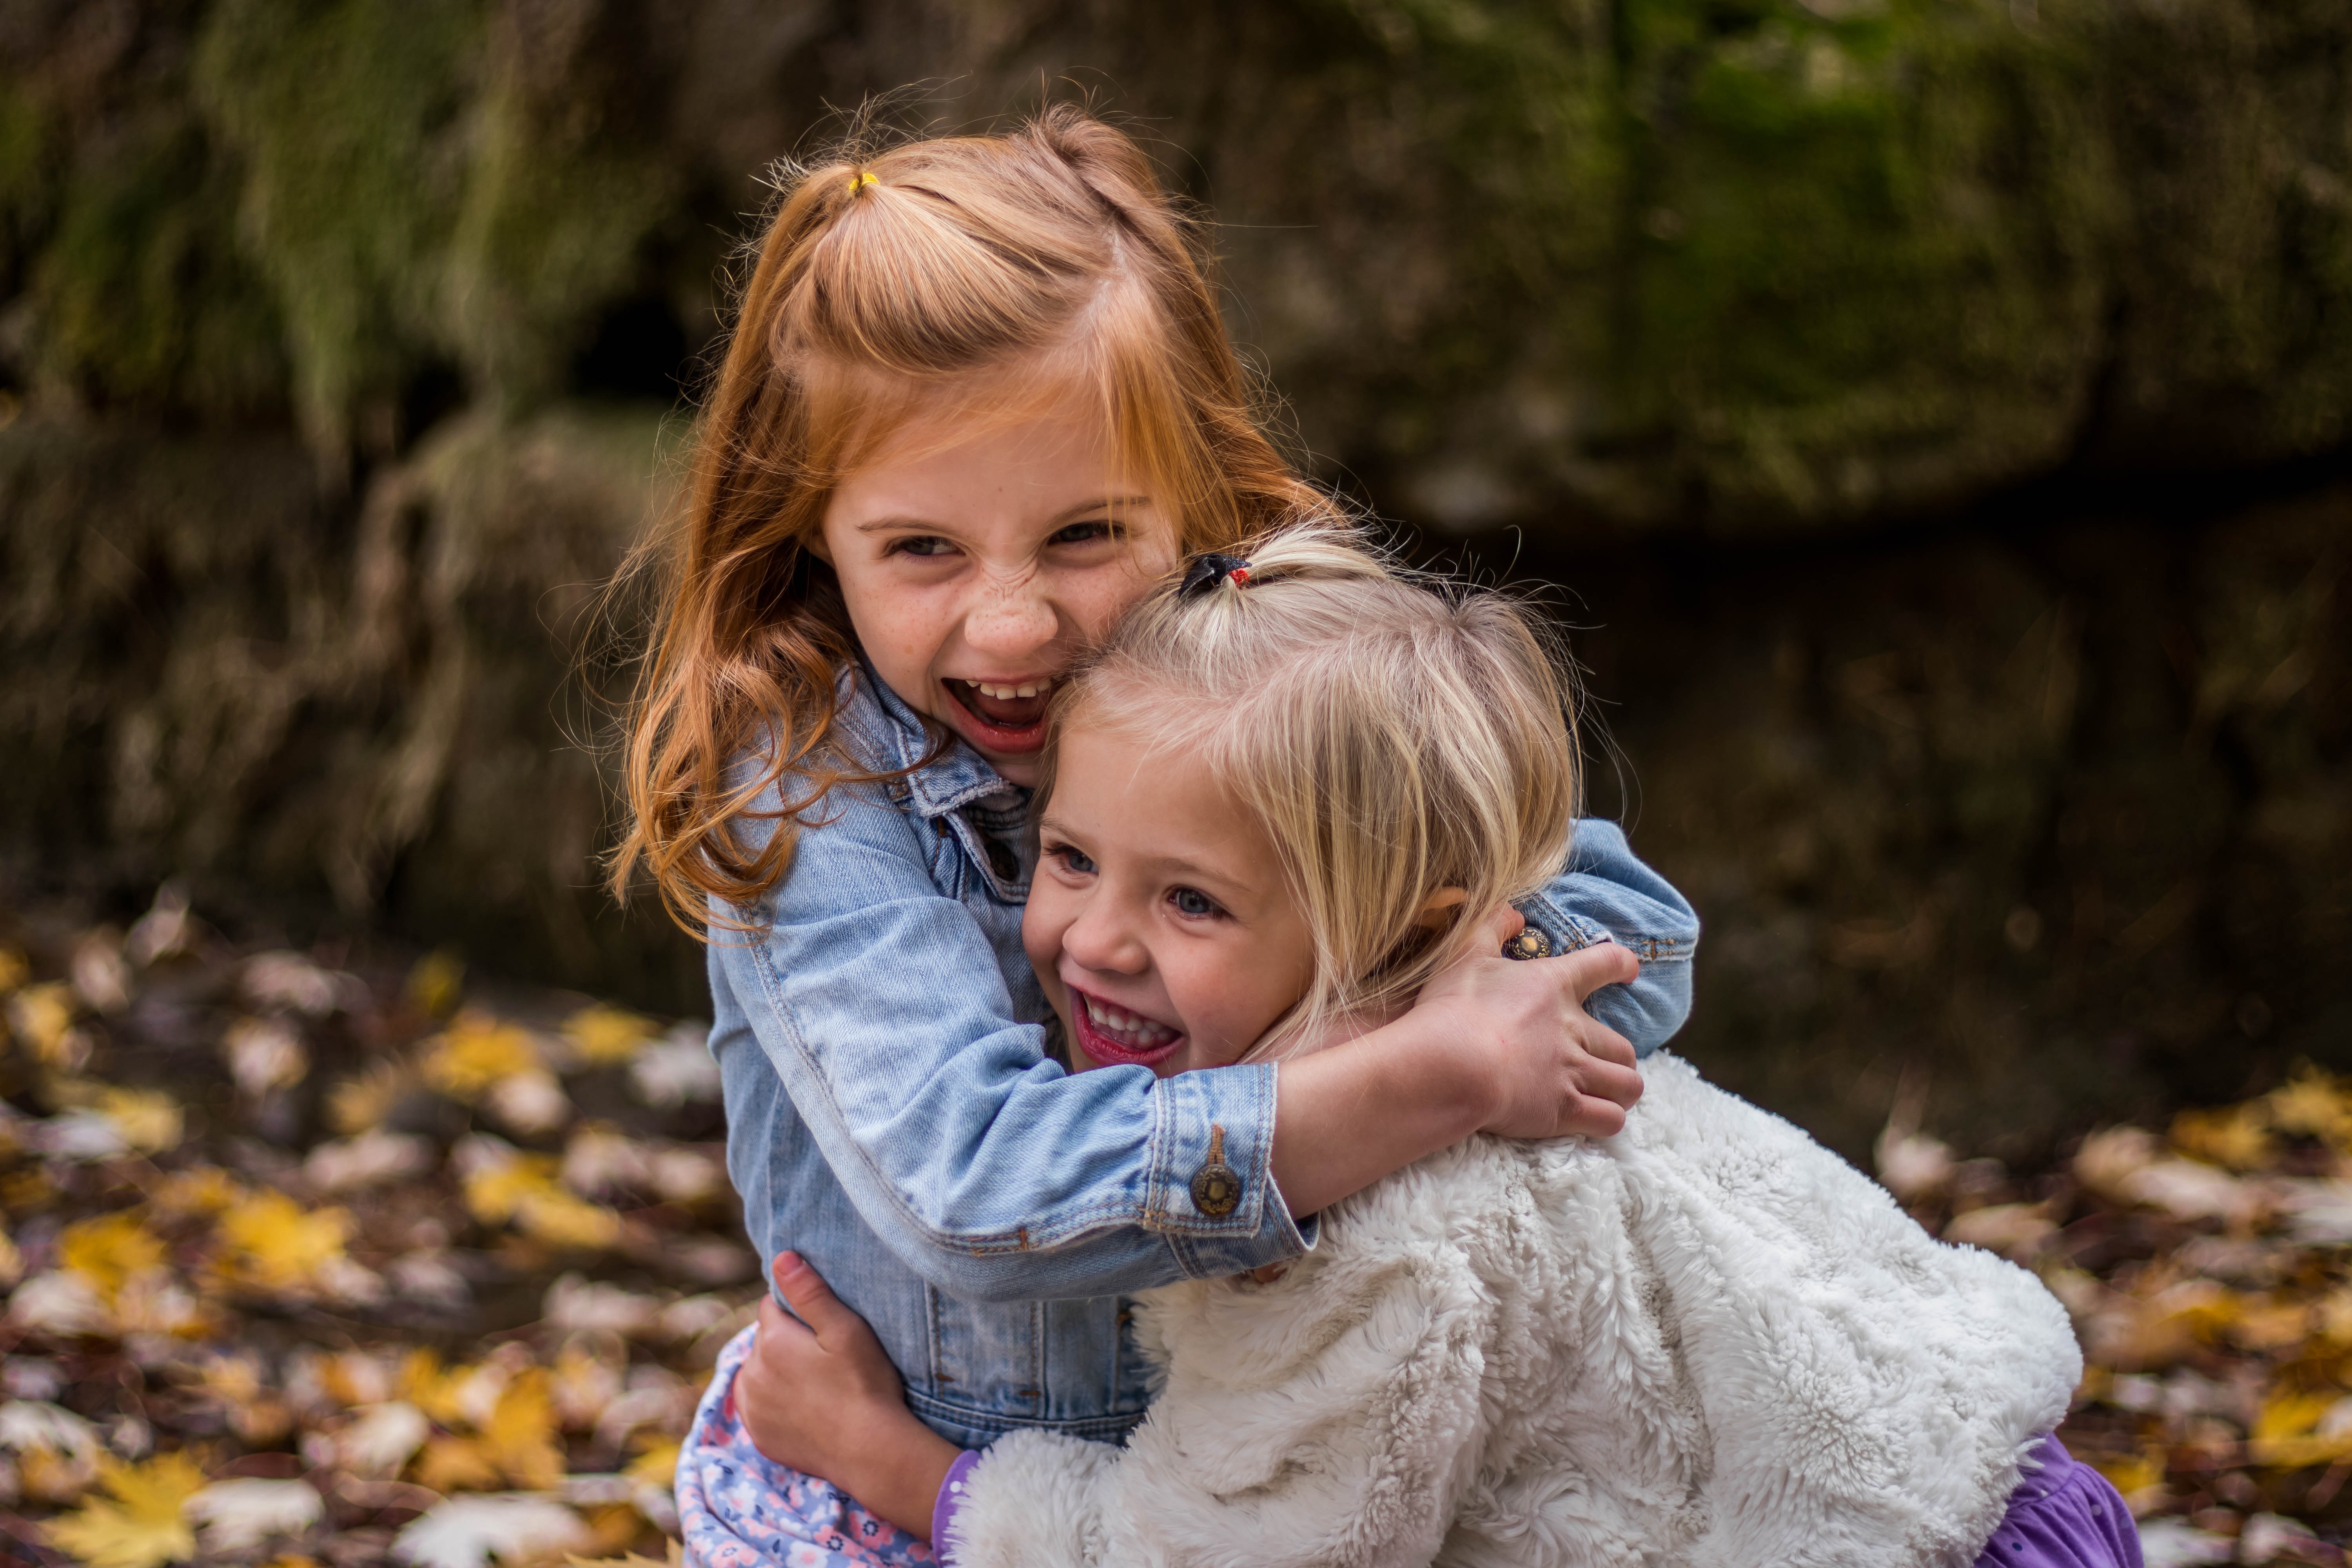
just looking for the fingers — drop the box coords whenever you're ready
[1479,903,1527,950]
[1579,1020,1637,1070]
[1576,1057,1644,1112]
[1561,1094,1630,1140]
[1556,939,1640,1002]
[771,1250,863,1349]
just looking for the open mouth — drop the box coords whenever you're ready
[942,677,1058,751]
[1069,987,1185,1069]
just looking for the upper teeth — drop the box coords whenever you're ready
[1082,993,1178,1046]
[967,679,1051,701]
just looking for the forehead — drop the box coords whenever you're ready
[1048,720,1267,873]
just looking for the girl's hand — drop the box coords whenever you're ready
[1416,904,1644,1141]
[736,1252,962,1538]
[1271,906,1643,1217]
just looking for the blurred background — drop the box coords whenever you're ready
[2,0,2346,1165]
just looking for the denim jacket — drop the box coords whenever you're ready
[710,665,1699,1449]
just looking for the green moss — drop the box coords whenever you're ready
[27,105,284,415]
[443,50,678,406]
[192,0,482,467]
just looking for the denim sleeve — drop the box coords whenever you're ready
[714,781,1310,1303]
[1515,819,1700,1058]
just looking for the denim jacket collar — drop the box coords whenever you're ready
[839,661,1025,819]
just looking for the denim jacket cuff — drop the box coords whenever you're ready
[1518,889,1696,968]
[1141,1061,1311,1276]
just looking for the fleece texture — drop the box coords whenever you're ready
[949,1054,2081,1568]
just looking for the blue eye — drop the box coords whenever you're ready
[1051,844,1097,875]
[1049,519,1116,546]
[1170,887,1221,918]
[887,535,955,557]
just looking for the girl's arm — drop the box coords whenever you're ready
[721,779,1657,1301]
[750,1252,1491,1568]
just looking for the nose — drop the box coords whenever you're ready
[962,568,1058,663]
[1061,888,1148,979]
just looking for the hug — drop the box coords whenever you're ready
[614,107,2138,1568]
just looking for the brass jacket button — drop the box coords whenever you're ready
[1503,926,1551,960]
[1191,1125,1241,1218]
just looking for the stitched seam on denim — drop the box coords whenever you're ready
[1523,895,1696,965]
[745,945,1147,1253]
[905,1387,1144,1439]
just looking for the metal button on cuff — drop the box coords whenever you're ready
[1190,1124,1241,1218]
[1504,926,1552,960]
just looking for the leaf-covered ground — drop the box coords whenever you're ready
[2,885,2350,1568]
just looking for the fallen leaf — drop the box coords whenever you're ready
[336,1403,431,1478]
[328,1060,415,1135]
[59,1213,166,1303]
[10,1271,110,1336]
[95,1090,180,1156]
[562,1007,660,1068]
[184,1477,322,1554]
[392,1493,591,1568]
[7,983,85,1069]
[406,951,467,1022]
[627,1027,719,1109]
[304,1130,433,1194]
[240,953,353,1018]
[217,1192,350,1293]
[222,1017,309,1098]
[44,1452,204,1568]
[425,1014,540,1103]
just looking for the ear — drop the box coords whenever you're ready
[1411,887,1469,932]
[802,524,835,566]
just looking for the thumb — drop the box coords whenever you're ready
[1477,903,1527,953]
[771,1251,860,1346]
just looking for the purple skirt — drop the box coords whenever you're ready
[1973,1436,2142,1568]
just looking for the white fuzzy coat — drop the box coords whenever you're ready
[948,1054,2081,1568]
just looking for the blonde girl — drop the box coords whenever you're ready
[745,530,2131,1568]
[622,109,1700,1565]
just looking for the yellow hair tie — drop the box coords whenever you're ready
[848,171,878,195]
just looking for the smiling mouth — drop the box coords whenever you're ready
[1069,987,1185,1069]
[944,677,1058,741]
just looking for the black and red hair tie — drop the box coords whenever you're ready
[1180,553,1253,597]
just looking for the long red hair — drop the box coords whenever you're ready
[613,106,1339,934]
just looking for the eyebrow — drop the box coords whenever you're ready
[853,495,1155,534]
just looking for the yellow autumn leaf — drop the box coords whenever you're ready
[519,1190,624,1251]
[2267,1067,2352,1145]
[564,1005,661,1067]
[482,1368,565,1490]
[624,1436,680,1490]
[7,982,80,1066]
[398,1349,471,1427]
[2170,1103,2272,1172]
[45,1451,204,1568]
[2089,1451,2163,1497]
[412,1433,502,1494]
[326,1060,412,1135]
[463,1154,623,1250]
[58,1212,167,1303]
[463,1153,560,1225]
[97,1089,182,1156]
[217,1191,349,1291]
[424,1013,539,1102]
[150,1167,245,1217]
[2249,1387,2352,1468]
[0,947,28,994]
[407,948,466,1019]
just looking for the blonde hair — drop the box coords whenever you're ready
[1039,526,1581,1059]
[613,105,1343,932]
